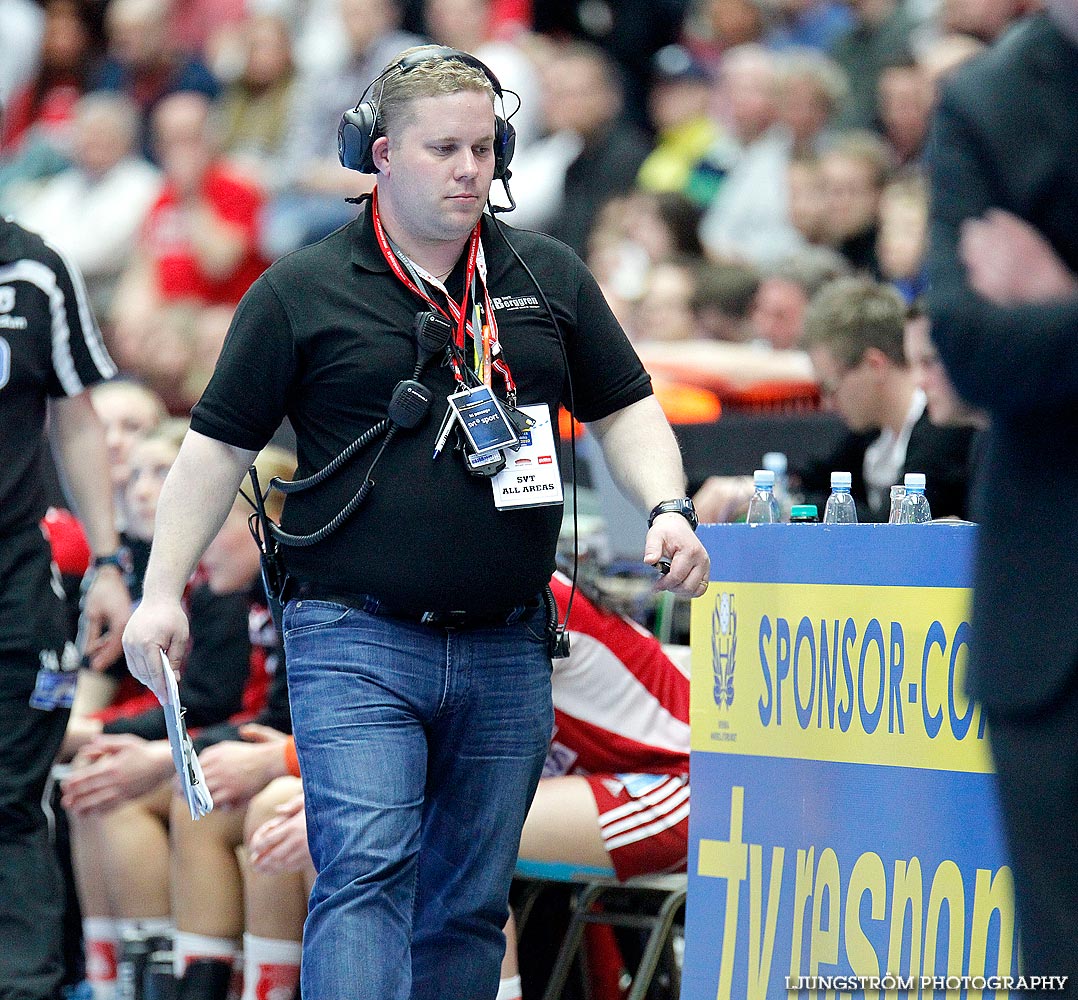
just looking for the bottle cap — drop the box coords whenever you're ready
[830,470,852,489]
[762,451,787,475]
[753,469,775,489]
[904,472,926,490]
[790,504,819,521]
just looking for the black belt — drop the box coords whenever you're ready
[296,585,543,630]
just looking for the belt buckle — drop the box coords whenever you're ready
[420,609,471,628]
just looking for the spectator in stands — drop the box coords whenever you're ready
[511,41,652,257]
[629,259,702,345]
[827,0,915,131]
[693,276,976,521]
[214,14,298,187]
[786,154,827,246]
[775,47,847,157]
[529,0,689,127]
[876,169,928,302]
[93,0,219,161]
[683,0,769,73]
[622,190,706,265]
[818,129,892,276]
[14,93,162,316]
[108,92,268,401]
[61,445,294,1000]
[691,261,761,343]
[749,247,849,350]
[0,0,99,155]
[766,0,854,51]
[699,45,805,267]
[0,0,102,211]
[260,0,422,258]
[877,58,934,166]
[636,45,726,208]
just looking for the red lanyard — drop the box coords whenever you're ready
[370,187,515,397]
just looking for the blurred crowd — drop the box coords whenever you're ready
[1,0,1032,418]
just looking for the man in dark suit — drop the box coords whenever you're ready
[797,275,975,521]
[691,275,976,523]
[927,4,1078,983]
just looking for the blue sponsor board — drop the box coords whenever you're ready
[685,525,1018,999]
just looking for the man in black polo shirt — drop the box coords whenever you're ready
[122,46,709,1000]
[0,217,130,1000]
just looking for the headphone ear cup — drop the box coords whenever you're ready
[494,116,516,180]
[338,103,380,173]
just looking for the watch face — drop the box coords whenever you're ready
[651,499,698,530]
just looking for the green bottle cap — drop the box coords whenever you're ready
[790,504,819,522]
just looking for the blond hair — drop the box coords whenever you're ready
[803,277,907,368]
[375,45,495,139]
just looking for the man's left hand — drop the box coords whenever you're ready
[80,566,132,672]
[644,513,711,598]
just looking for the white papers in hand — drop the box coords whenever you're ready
[159,649,213,819]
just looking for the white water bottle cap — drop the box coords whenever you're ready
[904,472,926,490]
[830,471,852,489]
[753,469,775,489]
[763,451,787,475]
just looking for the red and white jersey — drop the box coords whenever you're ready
[545,573,690,780]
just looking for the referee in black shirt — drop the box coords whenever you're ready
[0,218,130,999]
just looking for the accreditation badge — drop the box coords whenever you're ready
[491,404,563,510]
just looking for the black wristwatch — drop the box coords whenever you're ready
[90,548,132,575]
[648,498,699,532]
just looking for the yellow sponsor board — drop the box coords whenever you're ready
[690,582,990,773]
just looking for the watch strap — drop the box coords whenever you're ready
[647,498,698,532]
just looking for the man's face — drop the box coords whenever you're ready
[153,97,214,195]
[751,278,807,351]
[542,55,616,137]
[903,315,975,427]
[820,154,880,242]
[378,91,496,245]
[809,344,879,432]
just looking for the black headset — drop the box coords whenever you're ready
[337,46,517,179]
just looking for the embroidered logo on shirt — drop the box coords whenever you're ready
[490,294,540,311]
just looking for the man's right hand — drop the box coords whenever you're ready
[121,598,191,703]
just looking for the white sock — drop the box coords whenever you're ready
[83,917,119,999]
[172,930,240,978]
[118,916,174,942]
[496,975,523,1000]
[240,934,302,1000]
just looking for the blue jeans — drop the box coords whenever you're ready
[283,600,553,1000]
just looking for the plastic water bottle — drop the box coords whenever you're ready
[762,451,790,514]
[887,484,906,524]
[823,471,858,524]
[746,469,781,523]
[896,473,932,524]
